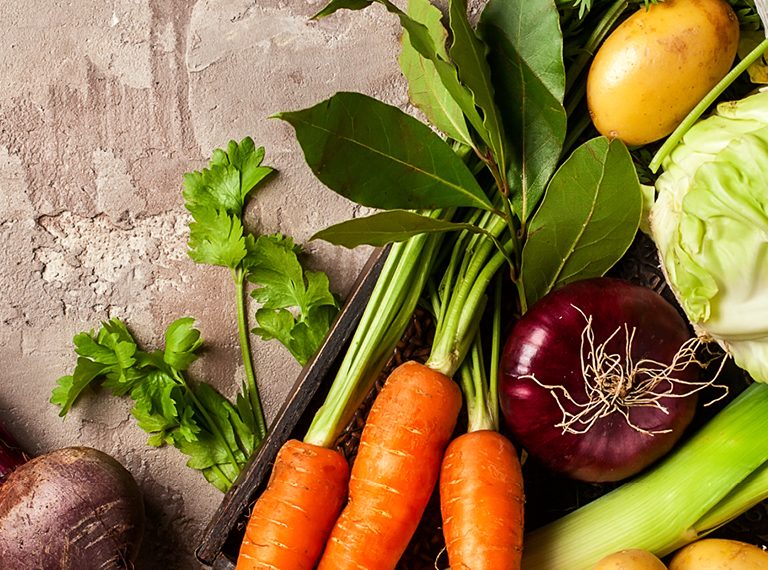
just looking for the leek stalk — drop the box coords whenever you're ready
[522,382,768,569]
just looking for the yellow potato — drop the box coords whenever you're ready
[669,538,768,569]
[594,548,667,569]
[587,0,739,146]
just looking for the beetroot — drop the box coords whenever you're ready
[0,446,145,569]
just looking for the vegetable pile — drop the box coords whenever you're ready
[33,0,768,568]
[225,0,768,568]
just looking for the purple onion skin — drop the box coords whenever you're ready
[0,423,28,484]
[500,278,700,483]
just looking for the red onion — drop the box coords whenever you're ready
[499,278,706,482]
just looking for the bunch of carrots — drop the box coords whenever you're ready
[235,208,524,569]
[230,0,577,567]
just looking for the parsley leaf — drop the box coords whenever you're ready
[51,318,255,493]
[249,234,340,365]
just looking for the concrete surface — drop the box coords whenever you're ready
[0,1,409,567]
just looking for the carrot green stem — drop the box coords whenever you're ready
[456,272,504,433]
[427,215,513,377]
[233,267,267,440]
[303,213,448,448]
[488,274,502,430]
[650,37,768,173]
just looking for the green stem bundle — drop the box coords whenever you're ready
[303,213,449,448]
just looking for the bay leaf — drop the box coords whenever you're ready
[276,92,492,211]
[399,0,474,147]
[312,209,495,248]
[479,0,567,221]
[520,137,642,307]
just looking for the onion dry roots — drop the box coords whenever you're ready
[500,278,707,482]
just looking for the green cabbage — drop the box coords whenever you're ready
[651,90,768,382]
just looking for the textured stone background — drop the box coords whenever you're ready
[0,1,409,567]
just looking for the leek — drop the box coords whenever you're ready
[522,382,768,569]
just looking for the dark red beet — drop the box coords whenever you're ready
[500,278,701,482]
[0,446,145,569]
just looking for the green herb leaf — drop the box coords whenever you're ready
[312,209,498,248]
[187,206,248,269]
[448,0,507,170]
[50,359,108,416]
[313,0,373,18]
[183,137,273,269]
[276,92,492,211]
[288,305,339,366]
[130,369,181,443]
[249,234,340,364]
[52,318,256,493]
[249,235,335,313]
[479,0,567,220]
[315,0,494,150]
[164,317,204,371]
[183,137,272,218]
[521,137,642,306]
[252,308,295,348]
[399,0,474,147]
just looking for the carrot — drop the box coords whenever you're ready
[317,360,463,570]
[235,439,349,570]
[438,279,524,569]
[440,430,524,569]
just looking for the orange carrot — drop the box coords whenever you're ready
[317,360,462,570]
[235,439,349,570]
[440,430,524,569]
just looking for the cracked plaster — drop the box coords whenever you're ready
[0,0,405,567]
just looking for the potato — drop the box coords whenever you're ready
[587,0,739,146]
[0,446,145,569]
[594,548,668,569]
[669,538,768,569]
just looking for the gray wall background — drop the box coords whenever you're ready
[0,1,411,567]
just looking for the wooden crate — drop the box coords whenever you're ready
[195,248,388,569]
[196,237,768,568]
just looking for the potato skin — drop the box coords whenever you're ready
[587,0,739,146]
[594,548,668,569]
[0,446,145,569]
[669,538,768,569]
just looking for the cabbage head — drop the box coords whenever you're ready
[651,90,768,382]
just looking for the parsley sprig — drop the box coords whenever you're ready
[51,137,340,491]
[183,137,340,438]
[52,318,253,492]
[183,137,273,441]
